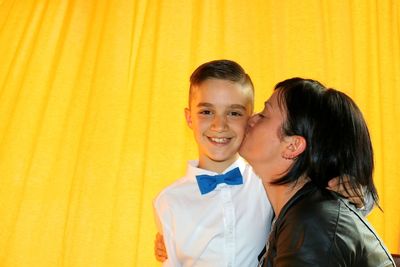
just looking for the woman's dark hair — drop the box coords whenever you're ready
[273,77,378,206]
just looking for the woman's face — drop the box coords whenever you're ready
[239,91,288,174]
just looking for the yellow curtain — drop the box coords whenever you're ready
[0,0,399,266]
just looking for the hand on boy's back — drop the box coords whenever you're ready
[326,176,364,208]
[154,232,167,262]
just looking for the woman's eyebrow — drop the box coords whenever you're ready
[264,101,273,110]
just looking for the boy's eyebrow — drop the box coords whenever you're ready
[230,104,247,110]
[196,103,247,110]
[197,102,214,108]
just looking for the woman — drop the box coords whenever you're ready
[239,78,395,266]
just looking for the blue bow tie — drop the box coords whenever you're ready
[196,167,243,195]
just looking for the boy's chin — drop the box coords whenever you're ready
[209,154,239,163]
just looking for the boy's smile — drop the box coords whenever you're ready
[209,137,230,144]
[185,78,253,173]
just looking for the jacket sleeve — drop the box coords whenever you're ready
[270,210,341,267]
[272,227,328,266]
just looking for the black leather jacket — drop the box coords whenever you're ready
[261,182,395,267]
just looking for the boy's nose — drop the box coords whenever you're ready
[211,115,228,132]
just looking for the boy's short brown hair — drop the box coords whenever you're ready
[189,60,254,110]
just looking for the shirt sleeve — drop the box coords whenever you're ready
[359,189,374,216]
[153,196,182,267]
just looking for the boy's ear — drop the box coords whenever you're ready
[283,135,306,159]
[184,108,193,128]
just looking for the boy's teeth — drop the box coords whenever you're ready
[210,137,228,143]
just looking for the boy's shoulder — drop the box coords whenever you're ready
[156,175,194,200]
[154,160,201,204]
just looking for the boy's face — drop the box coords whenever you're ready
[185,79,253,172]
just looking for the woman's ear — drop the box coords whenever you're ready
[291,135,306,156]
[184,108,193,128]
[282,135,306,160]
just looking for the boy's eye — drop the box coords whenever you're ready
[229,111,243,117]
[199,110,212,115]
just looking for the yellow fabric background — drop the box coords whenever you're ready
[0,0,399,266]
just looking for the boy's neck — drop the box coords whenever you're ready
[198,154,240,173]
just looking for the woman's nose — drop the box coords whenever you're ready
[248,114,260,127]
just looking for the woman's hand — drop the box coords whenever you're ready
[154,232,168,262]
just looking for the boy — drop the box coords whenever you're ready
[153,60,371,266]
[153,59,271,266]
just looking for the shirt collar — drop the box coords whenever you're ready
[186,157,247,181]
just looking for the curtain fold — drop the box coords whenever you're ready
[0,1,399,266]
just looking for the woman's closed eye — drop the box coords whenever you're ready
[258,113,267,119]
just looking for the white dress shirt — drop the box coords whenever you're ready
[153,158,273,267]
